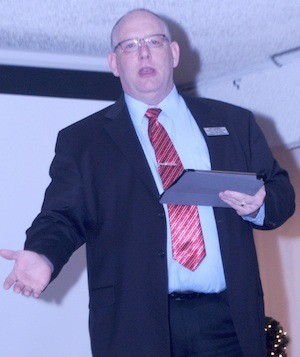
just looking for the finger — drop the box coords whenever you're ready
[32,290,42,299]
[219,191,246,207]
[0,249,17,261]
[220,190,263,208]
[13,281,25,294]
[225,201,249,215]
[220,190,248,202]
[3,272,17,290]
[22,287,32,297]
[219,192,260,216]
[221,186,266,205]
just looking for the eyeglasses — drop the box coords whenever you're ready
[114,34,169,53]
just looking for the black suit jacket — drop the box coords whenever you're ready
[25,94,295,357]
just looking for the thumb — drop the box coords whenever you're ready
[0,249,17,261]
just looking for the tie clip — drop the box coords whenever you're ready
[158,162,177,166]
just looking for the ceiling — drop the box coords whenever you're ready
[1,0,300,86]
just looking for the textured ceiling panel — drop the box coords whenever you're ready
[1,0,300,83]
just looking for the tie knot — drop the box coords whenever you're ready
[145,108,162,121]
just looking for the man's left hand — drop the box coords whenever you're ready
[219,186,266,217]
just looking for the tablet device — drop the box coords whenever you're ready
[159,169,264,207]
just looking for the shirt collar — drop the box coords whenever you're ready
[125,86,181,126]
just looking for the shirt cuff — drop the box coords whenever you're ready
[242,203,265,226]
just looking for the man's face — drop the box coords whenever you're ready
[108,11,180,105]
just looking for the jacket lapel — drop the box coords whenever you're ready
[103,96,160,200]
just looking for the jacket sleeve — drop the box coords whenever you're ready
[244,112,295,230]
[24,130,87,280]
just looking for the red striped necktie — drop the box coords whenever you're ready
[146,108,206,271]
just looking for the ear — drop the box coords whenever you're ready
[107,52,120,77]
[170,41,180,69]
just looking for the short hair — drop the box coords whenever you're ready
[110,8,172,50]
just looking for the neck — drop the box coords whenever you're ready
[126,85,175,106]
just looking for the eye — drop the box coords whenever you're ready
[123,41,137,51]
[148,37,162,47]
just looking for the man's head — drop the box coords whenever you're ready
[108,9,180,105]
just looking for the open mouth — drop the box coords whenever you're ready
[139,67,155,76]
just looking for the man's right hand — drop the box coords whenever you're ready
[0,249,52,298]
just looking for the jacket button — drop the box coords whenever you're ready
[158,212,165,218]
[158,250,165,257]
[268,221,277,227]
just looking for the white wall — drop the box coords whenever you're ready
[0,94,112,357]
[199,59,300,356]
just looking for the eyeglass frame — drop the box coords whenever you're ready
[113,34,170,53]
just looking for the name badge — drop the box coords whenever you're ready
[204,127,229,136]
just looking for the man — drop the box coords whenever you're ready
[0,8,295,357]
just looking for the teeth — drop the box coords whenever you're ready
[140,67,153,74]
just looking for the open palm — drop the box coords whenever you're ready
[0,249,52,298]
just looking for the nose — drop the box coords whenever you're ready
[138,41,151,60]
